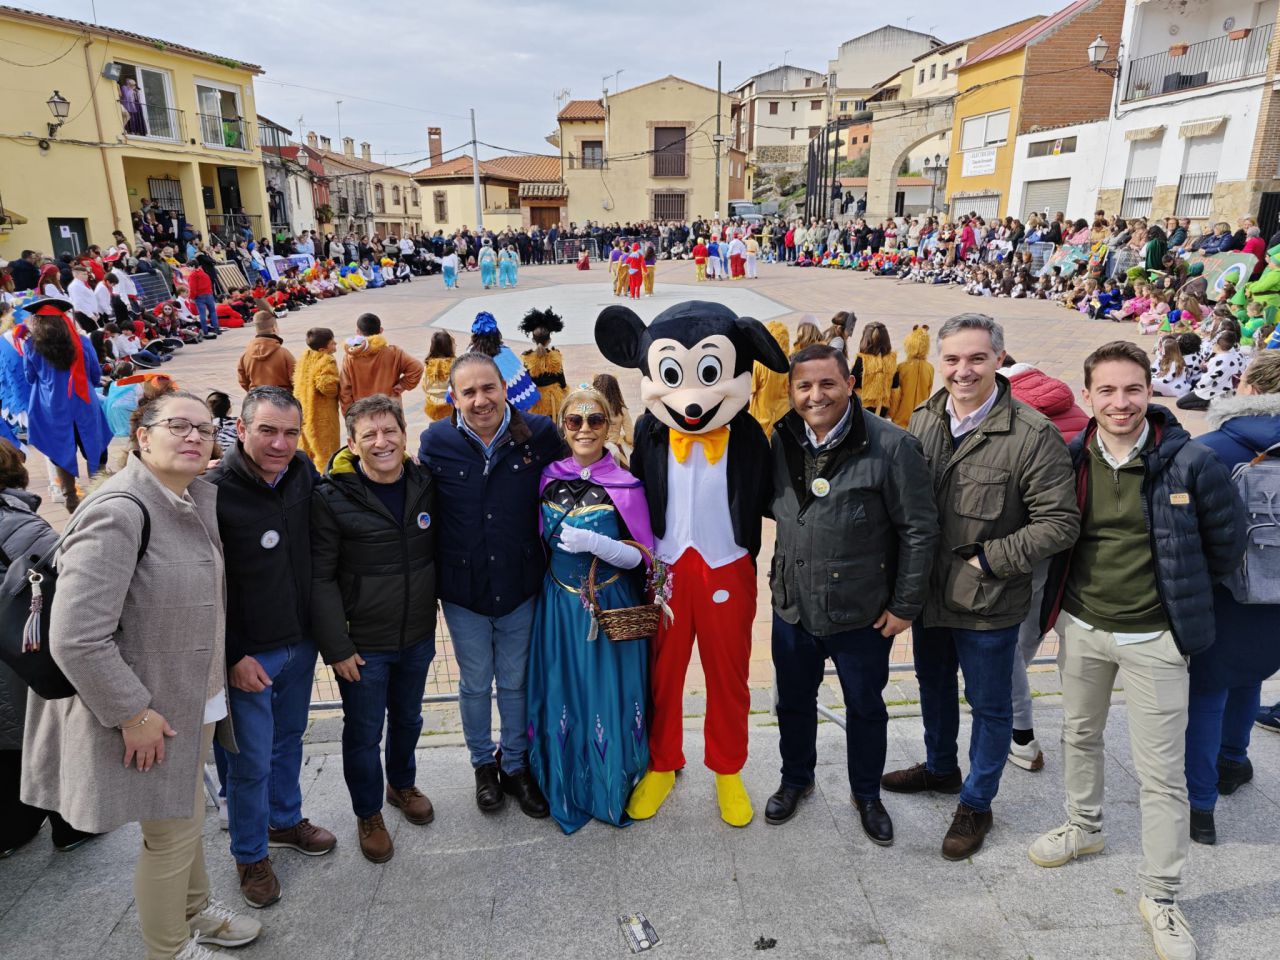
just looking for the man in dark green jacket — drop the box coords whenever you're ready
[311,394,437,865]
[882,314,1080,861]
[764,345,938,845]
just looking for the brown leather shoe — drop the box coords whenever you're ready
[386,784,435,825]
[267,818,337,856]
[236,857,281,909]
[881,762,963,795]
[941,803,993,861]
[357,814,393,863]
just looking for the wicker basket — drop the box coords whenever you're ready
[587,540,662,642]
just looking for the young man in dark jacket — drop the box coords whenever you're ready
[417,353,563,818]
[208,386,336,909]
[1029,341,1246,960]
[765,345,938,843]
[311,394,437,864]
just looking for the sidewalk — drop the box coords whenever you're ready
[3,678,1278,959]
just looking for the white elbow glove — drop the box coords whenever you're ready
[557,525,642,568]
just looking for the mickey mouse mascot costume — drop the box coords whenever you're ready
[596,300,788,825]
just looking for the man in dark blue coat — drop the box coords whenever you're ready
[418,353,563,819]
[1030,341,1245,960]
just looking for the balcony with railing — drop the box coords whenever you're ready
[1122,23,1274,102]
[207,212,263,241]
[258,124,291,153]
[198,113,252,150]
[122,102,185,142]
[653,151,686,177]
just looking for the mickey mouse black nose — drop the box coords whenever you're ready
[684,403,703,419]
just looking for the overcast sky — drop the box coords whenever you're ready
[30,0,1055,168]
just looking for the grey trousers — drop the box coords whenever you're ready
[1011,560,1050,730]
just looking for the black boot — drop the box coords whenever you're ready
[854,797,894,846]
[764,783,813,825]
[1189,808,1216,845]
[499,767,549,819]
[1216,757,1253,796]
[474,763,505,813]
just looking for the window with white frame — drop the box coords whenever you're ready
[195,80,246,149]
[1176,130,1224,218]
[960,110,1010,151]
[114,62,179,140]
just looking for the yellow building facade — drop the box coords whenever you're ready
[945,50,1026,221]
[0,6,269,258]
[558,76,744,224]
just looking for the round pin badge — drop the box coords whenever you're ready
[417,512,432,530]
[811,478,831,498]
[579,466,591,480]
[260,529,280,549]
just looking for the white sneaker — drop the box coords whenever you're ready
[174,938,218,960]
[1008,738,1045,771]
[48,485,65,505]
[1028,821,1105,868]
[189,898,262,947]
[1139,896,1197,960]
[218,801,229,831]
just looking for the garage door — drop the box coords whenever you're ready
[1023,178,1071,220]
[953,194,1001,221]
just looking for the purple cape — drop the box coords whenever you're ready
[539,452,654,552]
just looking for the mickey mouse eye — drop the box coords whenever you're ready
[658,357,683,388]
[697,355,722,386]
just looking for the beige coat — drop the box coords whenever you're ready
[22,455,234,833]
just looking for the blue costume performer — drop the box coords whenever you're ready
[498,246,519,288]
[479,239,498,289]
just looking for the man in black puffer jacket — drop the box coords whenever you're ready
[1031,341,1245,960]
[311,394,436,866]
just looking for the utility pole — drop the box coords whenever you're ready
[714,60,723,218]
[470,107,484,229]
[336,100,343,143]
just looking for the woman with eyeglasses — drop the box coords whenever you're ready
[22,389,261,960]
[526,385,653,833]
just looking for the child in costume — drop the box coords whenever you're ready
[748,320,791,438]
[1150,334,1194,399]
[889,325,934,428]
[478,239,498,289]
[441,249,460,289]
[498,244,519,288]
[625,244,645,300]
[592,372,634,468]
[643,243,657,296]
[692,238,709,282]
[292,326,342,466]
[520,307,568,419]
[422,330,456,421]
[854,322,897,418]
[595,300,788,827]
[468,311,539,411]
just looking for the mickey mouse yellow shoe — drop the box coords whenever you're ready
[625,770,675,820]
[715,772,754,827]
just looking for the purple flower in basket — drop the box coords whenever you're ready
[578,578,595,614]
[592,714,608,762]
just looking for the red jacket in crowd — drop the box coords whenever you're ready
[186,266,213,297]
[1000,363,1089,443]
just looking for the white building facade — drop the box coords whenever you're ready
[1095,0,1280,227]
[1007,120,1109,221]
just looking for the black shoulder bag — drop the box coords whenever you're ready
[0,492,150,700]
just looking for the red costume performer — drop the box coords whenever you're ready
[626,244,644,300]
[595,300,788,826]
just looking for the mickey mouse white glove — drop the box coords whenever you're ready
[557,525,642,568]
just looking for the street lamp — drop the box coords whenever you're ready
[925,153,948,214]
[46,90,70,137]
[1088,34,1120,78]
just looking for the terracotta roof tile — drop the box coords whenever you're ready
[0,4,263,72]
[411,154,561,183]
[557,99,606,120]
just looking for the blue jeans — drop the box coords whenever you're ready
[225,642,317,864]
[194,293,219,336]
[772,614,891,802]
[913,623,1019,813]
[442,597,535,774]
[1185,682,1261,811]
[336,638,434,818]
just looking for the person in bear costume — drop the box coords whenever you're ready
[595,300,789,825]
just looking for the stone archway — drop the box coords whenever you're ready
[865,97,953,220]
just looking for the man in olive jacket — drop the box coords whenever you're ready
[882,314,1080,861]
[765,345,938,845]
[311,394,436,865]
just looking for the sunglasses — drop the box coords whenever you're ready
[563,413,608,432]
